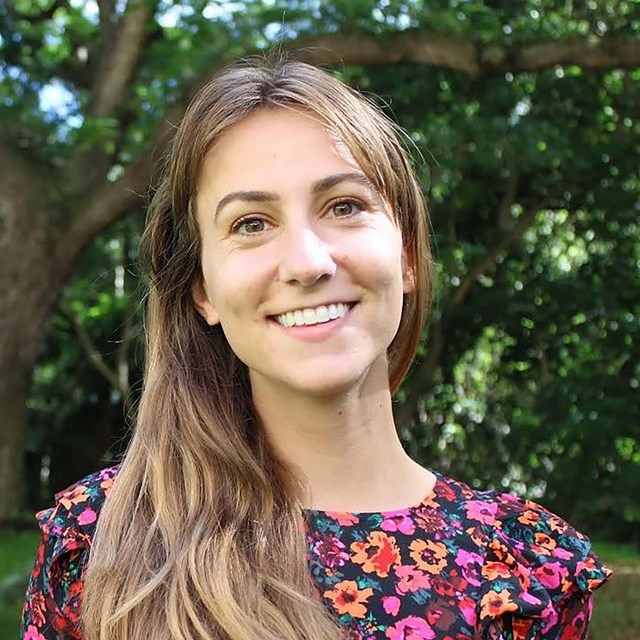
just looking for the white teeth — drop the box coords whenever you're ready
[316,305,330,323]
[276,303,351,327]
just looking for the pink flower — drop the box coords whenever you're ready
[382,595,401,616]
[458,595,477,626]
[465,500,498,525]
[522,591,544,607]
[456,549,483,567]
[381,513,416,536]
[313,534,349,569]
[24,626,47,640]
[536,560,568,590]
[394,565,431,594]
[385,616,436,640]
[554,547,573,560]
[455,549,483,586]
[77,507,97,525]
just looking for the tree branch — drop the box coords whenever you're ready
[508,34,640,73]
[115,236,138,418]
[58,305,130,402]
[88,0,155,119]
[56,99,183,269]
[56,155,152,265]
[116,295,135,388]
[294,31,640,75]
[298,32,481,74]
[0,140,48,237]
[97,0,116,39]
[448,206,539,309]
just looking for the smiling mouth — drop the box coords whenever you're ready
[273,302,355,327]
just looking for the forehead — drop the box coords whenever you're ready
[197,107,364,193]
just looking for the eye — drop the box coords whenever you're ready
[329,199,364,218]
[232,216,272,235]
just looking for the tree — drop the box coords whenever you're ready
[1,0,638,519]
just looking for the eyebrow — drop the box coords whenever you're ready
[214,172,377,220]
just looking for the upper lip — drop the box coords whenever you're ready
[268,301,357,317]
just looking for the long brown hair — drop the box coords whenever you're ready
[82,57,433,640]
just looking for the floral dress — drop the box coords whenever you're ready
[21,467,611,639]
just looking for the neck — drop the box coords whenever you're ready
[250,364,434,512]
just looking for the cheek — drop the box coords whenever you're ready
[206,263,265,326]
[214,285,252,323]
[346,234,404,289]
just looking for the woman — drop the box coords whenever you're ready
[22,58,610,640]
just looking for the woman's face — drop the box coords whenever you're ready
[192,107,413,398]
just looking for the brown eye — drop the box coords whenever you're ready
[233,217,271,235]
[331,199,363,218]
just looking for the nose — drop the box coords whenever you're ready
[278,226,337,287]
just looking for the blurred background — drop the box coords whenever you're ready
[0,0,639,637]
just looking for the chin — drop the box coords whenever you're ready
[249,352,391,400]
[289,366,385,399]
[299,379,361,398]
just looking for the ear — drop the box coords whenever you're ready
[402,253,416,294]
[192,278,220,326]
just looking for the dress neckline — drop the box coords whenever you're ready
[304,470,446,518]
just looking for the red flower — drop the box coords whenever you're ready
[351,531,401,577]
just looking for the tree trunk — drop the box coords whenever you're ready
[0,147,70,519]
[0,123,149,519]
[0,215,87,518]
[0,351,34,518]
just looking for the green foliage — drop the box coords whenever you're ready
[372,59,640,538]
[1,0,638,543]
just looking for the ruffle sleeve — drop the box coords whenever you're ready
[20,467,118,640]
[476,492,612,640]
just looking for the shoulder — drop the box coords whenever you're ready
[477,484,608,594]
[21,466,120,639]
[434,474,612,637]
[437,473,611,589]
[435,472,601,558]
[36,465,120,550]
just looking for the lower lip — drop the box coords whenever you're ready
[270,305,356,340]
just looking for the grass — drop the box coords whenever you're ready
[1,531,638,638]
[591,540,640,565]
[0,530,41,638]
[589,541,640,640]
